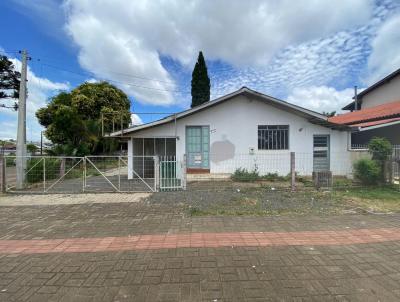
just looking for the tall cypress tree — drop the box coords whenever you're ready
[0,55,21,100]
[191,51,210,108]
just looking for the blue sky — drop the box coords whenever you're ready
[1,0,400,141]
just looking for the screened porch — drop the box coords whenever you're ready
[130,137,177,178]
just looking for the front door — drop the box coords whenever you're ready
[313,135,330,171]
[186,126,209,169]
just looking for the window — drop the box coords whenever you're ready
[258,125,289,150]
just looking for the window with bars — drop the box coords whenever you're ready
[258,125,289,150]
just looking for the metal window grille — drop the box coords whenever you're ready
[258,125,289,150]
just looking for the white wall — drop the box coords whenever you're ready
[361,75,400,108]
[127,95,352,176]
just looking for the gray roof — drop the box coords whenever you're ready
[109,87,349,137]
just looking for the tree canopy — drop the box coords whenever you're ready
[36,81,131,155]
[0,55,21,109]
[191,51,210,108]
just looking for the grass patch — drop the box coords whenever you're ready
[186,188,346,217]
[332,186,400,213]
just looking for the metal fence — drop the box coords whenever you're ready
[1,152,399,194]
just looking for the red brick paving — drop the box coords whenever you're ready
[1,228,400,255]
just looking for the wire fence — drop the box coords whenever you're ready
[1,152,399,194]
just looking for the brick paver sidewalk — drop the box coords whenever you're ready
[1,201,400,301]
[1,228,400,255]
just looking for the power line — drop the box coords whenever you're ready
[40,62,192,94]
[37,57,177,85]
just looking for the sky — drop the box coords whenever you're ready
[0,0,400,141]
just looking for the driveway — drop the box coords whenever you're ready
[0,194,400,301]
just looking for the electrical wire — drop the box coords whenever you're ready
[40,62,193,94]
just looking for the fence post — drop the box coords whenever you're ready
[43,157,46,192]
[290,152,295,191]
[0,154,5,193]
[182,154,187,190]
[118,156,121,191]
[154,156,160,192]
[387,160,393,184]
[83,157,86,193]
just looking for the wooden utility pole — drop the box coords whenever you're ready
[16,50,28,189]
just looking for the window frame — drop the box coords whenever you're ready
[257,125,289,150]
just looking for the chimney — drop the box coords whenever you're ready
[354,86,358,111]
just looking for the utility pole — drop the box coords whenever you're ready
[16,50,28,189]
[40,131,43,155]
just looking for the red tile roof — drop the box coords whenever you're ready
[352,117,400,128]
[328,101,400,125]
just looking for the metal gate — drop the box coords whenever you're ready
[1,155,182,193]
[84,156,157,192]
[159,156,186,191]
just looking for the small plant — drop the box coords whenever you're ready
[353,158,381,185]
[231,168,259,182]
[262,172,288,182]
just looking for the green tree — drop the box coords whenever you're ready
[368,137,392,161]
[27,143,38,154]
[368,137,392,182]
[191,51,210,108]
[36,81,131,156]
[0,55,21,110]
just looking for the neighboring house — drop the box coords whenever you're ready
[111,87,353,178]
[329,101,400,146]
[342,67,400,111]
[332,67,400,146]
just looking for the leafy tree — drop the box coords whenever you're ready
[27,143,38,154]
[368,137,392,161]
[36,81,131,155]
[0,55,21,109]
[191,51,210,108]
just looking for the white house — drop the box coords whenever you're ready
[111,87,352,178]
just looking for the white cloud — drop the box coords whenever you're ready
[287,86,358,113]
[63,0,373,106]
[367,15,400,84]
[130,113,143,126]
[0,56,69,141]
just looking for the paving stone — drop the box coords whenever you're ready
[1,201,400,301]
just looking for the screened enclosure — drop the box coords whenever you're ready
[131,138,176,178]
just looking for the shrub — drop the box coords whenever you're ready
[231,168,259,182]
[261,172,289,182]
[353,158,381,185]
[368,137,392,161]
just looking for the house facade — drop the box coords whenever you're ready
[336,67,400,146]
[112,88,352,178]
[342,68,400,111]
